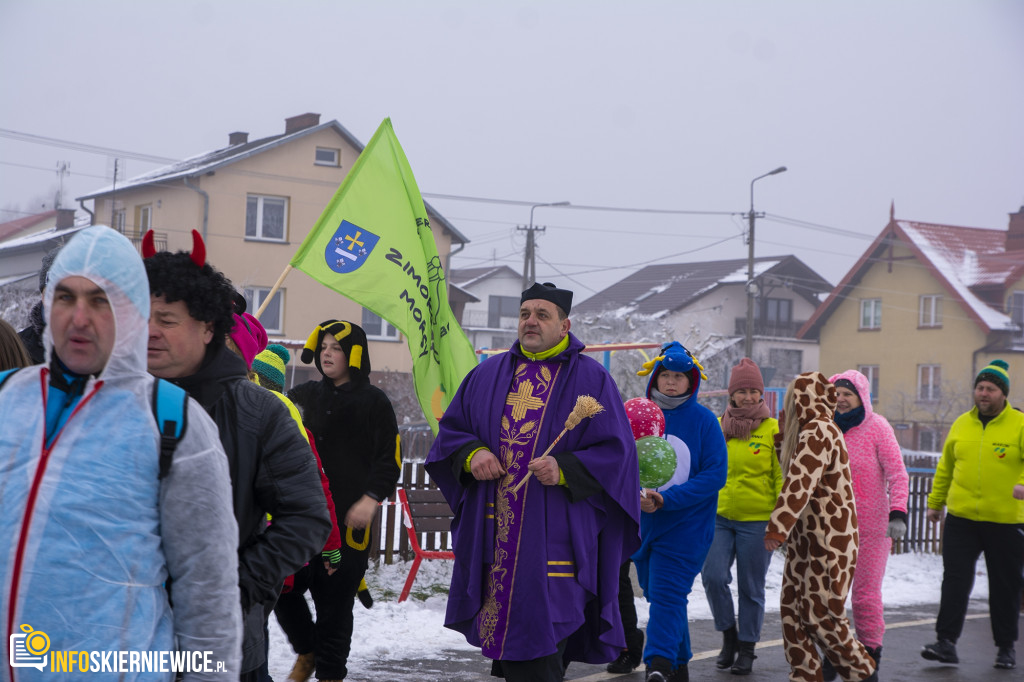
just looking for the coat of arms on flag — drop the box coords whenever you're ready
[325,220,379,273]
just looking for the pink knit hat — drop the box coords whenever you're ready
[728,357,764,395]
[230,312,268,369]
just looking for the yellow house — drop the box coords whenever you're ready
[799,205,1024,451]
[76,113,469,418]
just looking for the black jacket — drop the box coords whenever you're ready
[173,343,330,671]
[289,377,401,526]
[18,301,45,365]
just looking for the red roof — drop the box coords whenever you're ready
[799,216,1024,338]
[0,210,57,242]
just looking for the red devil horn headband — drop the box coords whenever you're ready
[141,229,206,267]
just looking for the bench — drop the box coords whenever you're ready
[397,487,455,602]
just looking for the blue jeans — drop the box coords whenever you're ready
[700,515,773,643]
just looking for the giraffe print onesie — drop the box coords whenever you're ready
[765,372,877,682]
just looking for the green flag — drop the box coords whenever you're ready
[290,118,477,432]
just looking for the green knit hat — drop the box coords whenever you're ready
[976,359,1010,396]
[253,343,290,393]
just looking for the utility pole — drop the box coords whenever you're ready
[520,201,569,289]
[745,166,787,359]
[519,223,545,290]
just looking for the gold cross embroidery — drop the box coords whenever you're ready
[343,231,364,251]
[506,379,544,421]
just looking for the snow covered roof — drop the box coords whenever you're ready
[800,216,1023,338]
[574,255,831,317]
[75,118,469,245]
[0,223,87,254]
[449,265,520,289]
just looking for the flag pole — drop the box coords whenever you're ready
[254,264,293,320]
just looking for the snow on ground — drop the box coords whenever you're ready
[268,550,984,678]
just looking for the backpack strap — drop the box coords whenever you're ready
[151,378,188,480]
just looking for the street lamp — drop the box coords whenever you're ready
[744,166,787,359]
[521,201,570,289]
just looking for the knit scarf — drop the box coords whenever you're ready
[721,401,770,441]
[650,388,690,411]
[835,405,866,433]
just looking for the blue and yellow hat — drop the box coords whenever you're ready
[637,341,707,399]
[301,319,370,383]
[253,343,289,393]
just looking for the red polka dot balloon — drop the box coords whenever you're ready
[624,397,665,440]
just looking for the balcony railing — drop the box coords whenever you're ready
[122,230,168,253]
[734,318,806,338]
[461,309,517,330]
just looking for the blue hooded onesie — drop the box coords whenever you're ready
[633,341,727,667]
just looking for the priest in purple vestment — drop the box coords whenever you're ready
[425,282,642,682]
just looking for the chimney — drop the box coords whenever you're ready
[1007,206,1024,252]
[228,131,249,146]
[284,113,321,135]
[55,208,75,230]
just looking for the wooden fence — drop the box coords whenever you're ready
[366,456,943,565]
[369,461,453,565]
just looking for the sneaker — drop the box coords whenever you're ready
[995,646,1016,669]
[669,663,689,682]
[606,650,641,674]
[645,655,673,682]
[921,639,959,664]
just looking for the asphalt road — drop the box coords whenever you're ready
[351,599,1017,681]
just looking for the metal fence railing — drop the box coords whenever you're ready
[366,450,943,565]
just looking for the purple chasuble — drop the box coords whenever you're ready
[425,333,641,665]
[478,357,578,659]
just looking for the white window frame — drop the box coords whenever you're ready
[243,287,283,334]
[136,204,152,234]
[245,194,288,242]
[917,364,941,402]
[112,208,126,234]
[857,364,879,402]
[919,295,942,328]
[362,309,400,341]
[860,299,881,330]
[314,147,340,167]
[918,427,943,452]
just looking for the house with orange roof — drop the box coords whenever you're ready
[799,204,1024,450]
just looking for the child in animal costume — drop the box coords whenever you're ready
[279,320,401,681]
[764,372,878,682]
[633,342,727,682]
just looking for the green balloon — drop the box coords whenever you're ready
[636,436,677,488]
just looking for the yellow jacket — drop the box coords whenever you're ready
[717,417,782,521]
[928,402,1024,523]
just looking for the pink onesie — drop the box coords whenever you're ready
[830,369,909,650]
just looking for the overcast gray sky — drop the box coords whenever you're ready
[2,0,1022,298]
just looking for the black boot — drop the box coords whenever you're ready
[731,641,756,675]
[670,662,688,682]
[864,645,882,671]
[716,626,738,669]
[821,653,837,682]
[606,649,641,674]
